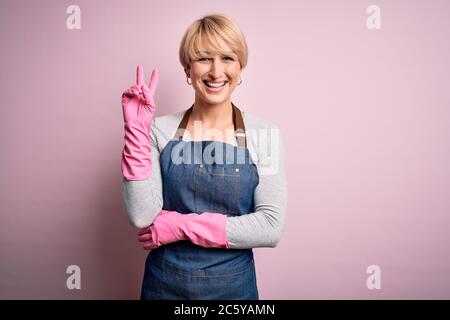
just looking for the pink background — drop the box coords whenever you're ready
[1,0,449,299]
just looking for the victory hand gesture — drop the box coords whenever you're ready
[122,64,159,123]
[121,64,159,181]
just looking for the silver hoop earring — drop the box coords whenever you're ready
[186,77,192,85]
[237,77,242,86]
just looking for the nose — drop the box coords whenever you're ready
[208,58,225,79]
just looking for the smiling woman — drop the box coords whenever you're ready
[121,14,287,301]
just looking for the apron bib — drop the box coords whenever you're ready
[141,103,260,300]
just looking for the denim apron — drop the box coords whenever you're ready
[140,103,260,300]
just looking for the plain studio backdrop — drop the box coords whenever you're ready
[1,0,449,299]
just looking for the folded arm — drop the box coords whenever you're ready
[138,128,287,250]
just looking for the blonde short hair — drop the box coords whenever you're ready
[179,14,248,70]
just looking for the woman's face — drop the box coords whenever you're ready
[186,41,241,106]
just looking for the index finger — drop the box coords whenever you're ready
[136,64,144,86]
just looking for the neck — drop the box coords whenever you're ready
[190,96,233,128]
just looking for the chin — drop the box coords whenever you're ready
[202,95,230,105]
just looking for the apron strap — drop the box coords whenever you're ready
[174,102,247,148]
[232,102,247,148]
[174,103,194,141]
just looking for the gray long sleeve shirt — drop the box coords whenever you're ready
[121,110,288,249]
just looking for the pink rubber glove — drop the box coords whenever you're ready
[137,210,230,250]
[121,64,159,180]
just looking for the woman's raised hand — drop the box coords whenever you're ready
[122,64,159,123]
[121,64,159,181]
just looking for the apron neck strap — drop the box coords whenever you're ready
[174,102,247,148]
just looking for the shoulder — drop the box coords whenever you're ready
[151,110,186,151]
[153,110,185,131]
[242,112,283,144]
[243,112,281,131]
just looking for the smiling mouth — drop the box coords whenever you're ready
[203,80,228,88]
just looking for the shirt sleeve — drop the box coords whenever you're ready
[226,125,288,249]
[121,118,164,228]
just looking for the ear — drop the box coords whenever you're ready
[184,67,191,78]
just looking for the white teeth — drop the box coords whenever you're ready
[205,81,226,88]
